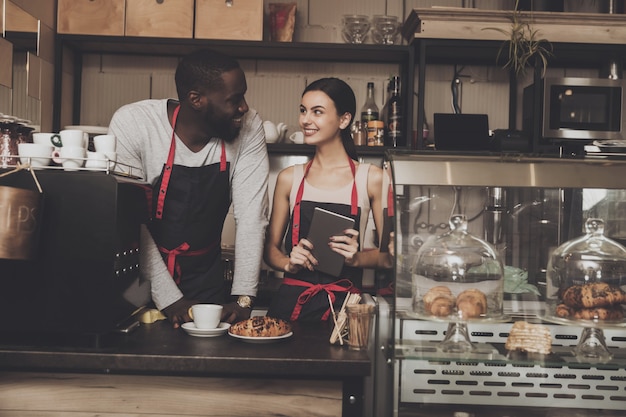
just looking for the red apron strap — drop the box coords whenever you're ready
[348,158,358,216]
[155,105,180,220]
[220,140,227,172]
[282,277,358,321]
[158,241,218,284]
[291,160,312,248]
[387,182,394,216]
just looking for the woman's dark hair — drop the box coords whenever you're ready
[303,77,358,160]
[175,49,241,101]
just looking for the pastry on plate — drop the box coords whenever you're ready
[229,316,292,337]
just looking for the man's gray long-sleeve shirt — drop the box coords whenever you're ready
[109,99,269,310]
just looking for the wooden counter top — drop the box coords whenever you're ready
[0,320,370,378]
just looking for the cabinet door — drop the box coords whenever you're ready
[57,0,125,36]
[126,0,193,38]
[195,0,263,41]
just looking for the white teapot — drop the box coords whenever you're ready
[263,121,288,143]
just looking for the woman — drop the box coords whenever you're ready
[264,77,385,322]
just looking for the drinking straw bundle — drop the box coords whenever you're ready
[329,293,362,345]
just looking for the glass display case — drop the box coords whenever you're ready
[384,152,626,417]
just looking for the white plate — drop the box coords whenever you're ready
[181,321,231,337]
[228,331,293,344]
[64,125,109,135]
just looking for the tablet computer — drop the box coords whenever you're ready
[307,207,355,277]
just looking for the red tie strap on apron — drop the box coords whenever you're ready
[387,182,395,216]
[156,105,227,220]
[282,277,359,321]
[291,157,358,248]
[158,240,217,284]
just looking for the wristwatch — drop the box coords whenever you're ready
[236,295,253,309]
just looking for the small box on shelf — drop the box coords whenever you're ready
[57,0,125,36]
[195,0,263,41]
[126,0,194,39]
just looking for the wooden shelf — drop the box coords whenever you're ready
[57,35,412,63]
[267,143,389,157]
[403,7,626,45]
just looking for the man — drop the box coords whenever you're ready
[109,49,269,327]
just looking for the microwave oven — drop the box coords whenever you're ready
[523,77,626,142]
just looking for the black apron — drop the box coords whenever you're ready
[267,158,362,322]
[149,104,231,304]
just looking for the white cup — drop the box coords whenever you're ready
[191,304,223,329]
[52,146,86,171]
[59,129,87,148]
[289,131,304,144]
[85,151,108,170]
[93,134,117,152]
[18,143,53,168]
[32,132,61,148]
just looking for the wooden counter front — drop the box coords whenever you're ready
[0,321,370,417]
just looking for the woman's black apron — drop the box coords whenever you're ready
[149,105,231,303]
[267,158,362,322]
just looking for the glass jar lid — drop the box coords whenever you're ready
[411,214,504,320]
[546,218,626,323]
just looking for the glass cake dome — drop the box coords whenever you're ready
[545,218,626,362]
[546,218,626,324]
[411,214,505,321]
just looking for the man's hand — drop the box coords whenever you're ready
[162,297,198,328]
[221,301,252,324]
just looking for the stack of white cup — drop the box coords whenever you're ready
[47,129,88,171]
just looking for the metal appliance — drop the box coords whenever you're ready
[0,170,151,341]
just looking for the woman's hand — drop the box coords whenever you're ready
[329,228,359,266]
[285,238,318,273]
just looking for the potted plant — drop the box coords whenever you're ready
[484,0,553,77]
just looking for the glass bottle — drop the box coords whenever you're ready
[385,76,403,147]
[360,82,379,125]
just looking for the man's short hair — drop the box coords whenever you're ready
[175,49,241,101]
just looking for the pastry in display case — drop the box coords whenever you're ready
[544,217,626,361]
[410,213,506,352]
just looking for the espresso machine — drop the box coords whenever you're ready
[0,169,151,343]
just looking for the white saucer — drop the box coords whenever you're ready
[181,321,231,337]
[228,332,293,344]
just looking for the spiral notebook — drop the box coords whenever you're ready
[307,207,355,277]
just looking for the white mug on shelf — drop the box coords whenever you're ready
[93,134,117,153]
[59,129,87,148]
[289,131,304,144]
[52,146,86,171]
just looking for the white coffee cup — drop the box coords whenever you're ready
[59,129,87,148]
[52,146,86,171]
[190,304,223,329]
[32,132,61,148]
[289,131,304,144]
[85,151,108,170]
[18,143,53,168]
[93,134,117,152]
